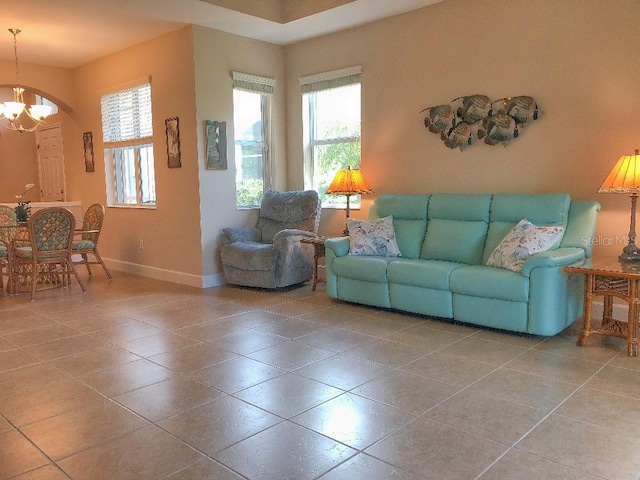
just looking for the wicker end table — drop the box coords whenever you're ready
[565,257,640,357]
[300,237,326,291]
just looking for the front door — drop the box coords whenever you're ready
[36,124,66,202]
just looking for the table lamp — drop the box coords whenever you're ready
[598,149,640,262]
[326,166,373,235]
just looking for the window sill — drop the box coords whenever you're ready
[321,206,362,210]
[107,204,156,210]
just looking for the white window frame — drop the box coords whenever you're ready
[100,78,155,208]
[300,66,362,208]
[105,144,156,206]
[232,71,275,209]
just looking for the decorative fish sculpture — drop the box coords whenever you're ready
[421,104,455,134]
[453,95,492,123]
[422,94,539,149]
[499,96,539,124]
[483,113,518,145]
[443,121,472,149]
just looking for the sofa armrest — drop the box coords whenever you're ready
[520,247,586,277]
[324,237,349,299]
[325,237,350,258]
[221,226,261,247]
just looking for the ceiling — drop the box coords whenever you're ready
[0,0,441,69]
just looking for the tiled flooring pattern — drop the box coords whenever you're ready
[1,272,639,479]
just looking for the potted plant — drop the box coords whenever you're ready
[15,183,36,223]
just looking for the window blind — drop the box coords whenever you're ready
[232,71,276,95]
[299,65,361,94]
[101,82,153,143]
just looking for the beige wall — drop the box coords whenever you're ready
[205,0,355,23]
[285,0,640,256]
[192,26,286,284]
[204,0,282,22]
[70,26,203,283]
[0,58,76,110]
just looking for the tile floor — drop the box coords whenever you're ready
[1,272,640,479]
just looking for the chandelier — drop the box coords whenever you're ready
[0,28,51,133]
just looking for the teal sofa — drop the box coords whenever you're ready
[325,193,600,336]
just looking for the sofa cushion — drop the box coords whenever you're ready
[347,216,401,257]
[421,194,492,265]
[333,255,395,282]
[387,259,463,290]
[374,194,430,259]
[483,193,570,264]
[486,219,565,272]
[376,194,430,220]
[450,265,529,302]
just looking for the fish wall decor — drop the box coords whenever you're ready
[421,95,541,150]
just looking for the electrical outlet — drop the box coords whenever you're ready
[139,239,144,250]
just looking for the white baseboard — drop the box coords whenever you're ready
[104,258,226,289]
[202,273,226,288]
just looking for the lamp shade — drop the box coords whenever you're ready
[598,149,640,194]
[326,166,373,195]
[4,101,25,120]
[28,104,52,121]
[598,149,640,263]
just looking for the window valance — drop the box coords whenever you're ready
[232,71,276,95]
[299,65,361,94]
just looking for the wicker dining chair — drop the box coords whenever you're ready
[72,203,112,280]
[12,207,86,300]
[0,205,17,290]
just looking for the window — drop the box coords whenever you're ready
[100,79,155,207]
[232,71,275,209]
[301,66,361,208]
[35,95,58,115]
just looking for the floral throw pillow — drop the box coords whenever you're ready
[486,218,565,272]
[347,215,402,257]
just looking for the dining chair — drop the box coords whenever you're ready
[12,207,86,300]
[0,205,17,290]
[72,203,112,279]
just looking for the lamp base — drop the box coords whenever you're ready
[621,262,640,273]
[619,247,640,263]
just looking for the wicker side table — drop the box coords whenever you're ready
[301,237,326,291]
[565,257,640,357]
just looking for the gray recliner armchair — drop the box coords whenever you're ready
[220,190,321,289]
